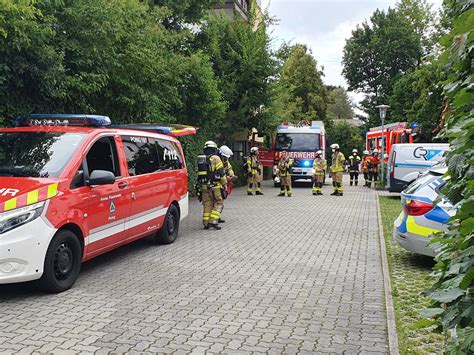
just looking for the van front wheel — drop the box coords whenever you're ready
[39,230,82,293]
[154,204,180,245]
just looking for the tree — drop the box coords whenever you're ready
[342,8,422,126]
[396,0,438,55]
[198,13,276,136]
[326,120,364,159]
[326,87,354,121]
[273,44,328,125]
[389,61,446,141]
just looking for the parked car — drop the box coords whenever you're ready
[0,114,196,292]
[393,163,455,257]
[387,143,450,192]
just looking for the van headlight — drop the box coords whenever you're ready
[0,202,45,234]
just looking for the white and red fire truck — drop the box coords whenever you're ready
[0,114,196,292]
[272,121,326,184]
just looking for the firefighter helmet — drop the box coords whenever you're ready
[373,149,379,154]
[352,149,358,153]
[330,143,339,150]
[250,146,259,154]
[219,145,233,158]
[204,141,218,149]
[363,150,369,155]
[316,150,323,156]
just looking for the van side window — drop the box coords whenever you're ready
[156,139,183,170]
[122,136,161,176]
[86,137,120,177]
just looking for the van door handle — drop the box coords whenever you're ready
[118,182,128,189]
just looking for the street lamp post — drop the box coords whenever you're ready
[375,104,390,189]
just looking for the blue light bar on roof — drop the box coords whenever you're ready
[14,114,112,127]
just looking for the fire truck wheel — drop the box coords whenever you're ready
[154,204,180,245]
[39,230,82,293]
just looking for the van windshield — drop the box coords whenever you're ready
[0,132,85,178]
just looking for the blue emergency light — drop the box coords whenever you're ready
[302,160,312,167]
[14,114,112,127]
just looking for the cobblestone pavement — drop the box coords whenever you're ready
[0,176,389,354]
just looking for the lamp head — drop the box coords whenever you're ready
[375,104,390,119]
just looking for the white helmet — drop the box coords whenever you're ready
[363,150,369,155]
[316,150,323,155]
[373,149,379,154]
[219,145,233,158]
[330,143,339,150]
[352,149,358,153]
[204,141,218,149]
[250,146,259,154]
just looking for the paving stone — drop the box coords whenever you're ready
[0,177,389,353]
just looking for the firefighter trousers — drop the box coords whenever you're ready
[349,171,359,186]
[279,175,292,196]
[247,174,262,193]
[202,186,224,226]
[312,174,324,193]
[332,172,344,193]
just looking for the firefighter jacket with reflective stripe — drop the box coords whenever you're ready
[348,155,361,172]
[223,160,235,178]
[246,155,261,175]
[361,156,372,173]
[277,158,293,177]
[209,155,227,188]
[370,156,380,173]
[313,157,327,175]
[330,151,345,173]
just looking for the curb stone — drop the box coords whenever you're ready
[376,194,400,355]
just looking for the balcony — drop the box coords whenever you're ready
[214,0,252,21]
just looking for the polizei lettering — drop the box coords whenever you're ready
[0,188,20,197]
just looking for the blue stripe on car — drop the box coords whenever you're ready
[395,162,434,168]
[424,205,451,224]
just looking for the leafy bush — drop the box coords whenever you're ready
[423,1,474,353]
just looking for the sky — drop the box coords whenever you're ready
[261,0,443,107]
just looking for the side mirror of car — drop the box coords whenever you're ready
[88,170,116,186]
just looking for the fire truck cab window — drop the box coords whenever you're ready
[275,133,320,151]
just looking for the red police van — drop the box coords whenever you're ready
[0,114,196,292]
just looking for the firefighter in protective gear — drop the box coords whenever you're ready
[330,143,345,196]
[348,149,361,186]
[361,150,372,187]
[369,149,380,188]
[218,145,235,224]
[245,147,264,195]
[199,141,227,230]
[276,151,293,197]
[312,150,326,195]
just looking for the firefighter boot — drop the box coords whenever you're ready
[318,182,323,195]
[355,179,358,186]
[208,223,221,230]
[330,189,338,196]
[350,180,353,186]
[218,218,225,223]
[247,183,253,195]
[287,187,292,197]
[256,183,264,195]
[278,186,286,196]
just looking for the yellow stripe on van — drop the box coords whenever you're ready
[27,189,39,205]
[4,198,17,211]
[406,216,440,237]
[47,183,59,198]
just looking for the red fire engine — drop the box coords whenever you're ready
[366,122,413,156]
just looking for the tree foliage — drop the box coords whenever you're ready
[389,60,446,142]
[273,44,328,125]
[326,121,364,159]
[326,87,354,121]
[198,13,276,136]
[423,1,474,353]
[342,8,422,125]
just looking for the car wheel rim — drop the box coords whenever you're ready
[167,213,176,235]
[53,243,74,281]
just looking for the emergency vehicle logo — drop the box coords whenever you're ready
[109,201,116,214]
[414,147,443,161]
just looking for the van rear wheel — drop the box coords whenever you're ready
[39,230,82,293]
[154,204,180,245]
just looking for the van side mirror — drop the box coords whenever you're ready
[88,170,116,186]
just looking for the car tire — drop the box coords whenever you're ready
[39,230,82,293]
[154,204,180,245]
